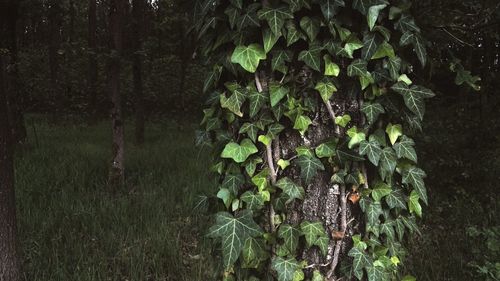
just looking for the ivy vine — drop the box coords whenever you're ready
[195,0,433,280]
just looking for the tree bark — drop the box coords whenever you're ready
[87,0,99,122]
[0,47,20,281]
[108,0,125,189]
[132,0,145,145]
[48,0,62,109]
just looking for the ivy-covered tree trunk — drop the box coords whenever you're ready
[196,1,432,280]
[107,0,125,188]
[0,50,20,281]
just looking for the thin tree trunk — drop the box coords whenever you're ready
[88,0,99,122]
[0,49,20,281]
[132,0,145,145]
[108,0,125,189]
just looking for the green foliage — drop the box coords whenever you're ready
[196,0,435,279]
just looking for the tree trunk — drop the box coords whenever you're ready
[48,0,62,111]
[132,0,145,145]
[0,48,20,281]
[108,0,125,189]
[87,0,99,122]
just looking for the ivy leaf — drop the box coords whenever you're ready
[320,0,344,20]
[393,136,417,162]
[387,56,402,80]
[278,224,301,254]
[258,6,294,35]
[263,29,281,54]
[361,102,385,125]
[367,265,387,281]
[367,4,387,30]
[402,167,427,204]
[272,50,293,73]
[315,79,337,102]
[248,87,268,118]
[268,123,285,139]
[385,123,402,145]
[359,140,382,166]
[385,188,407,210]
[300,221,329,255]
[335,114,351,128]
[379,147,397,180]
[324,55,340,76]
[337,148,365,163]
[347,59,368,77]
[203,65,223,93]
[236,3,260,30]
[315,139,338,158]
[293,115,312,135]
[276,177,305,203]
[207,211,263,269]
[371,181,392,202]
[285,21,305,46]
[347,126,366,149]
[408,190,422,217]
[221,173,245,195]
[344,35,364,58]
[242,237,268,269]
[372,41,395,59]
[225,6,239,29]
[272,257,300,281]
[231,44,267,73]
[221,139,259,163]
[286,0,311,12]
[413,35,427,67]
[348,247,371,280]
[239,123,259,142]
[296,155,325,184]
[391,82,435,120]
[241,191,265,211]
[367,201,383,226]
[229,0,242,9]
[395,14,420,33]
[270,82,290,107]
[300,16,320,42]
[298,43,322,71]
[217,188,233,209]
[362,32,383,60]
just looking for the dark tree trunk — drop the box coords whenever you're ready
[87,0,99,121]
[3,1,26,145]
[0,47,20,281]
[108,0,125,188]
[132,0,145,145]
[48,0,62,107]
[68,0,76,44]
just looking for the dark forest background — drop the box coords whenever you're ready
[0,0,499,280]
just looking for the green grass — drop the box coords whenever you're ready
[16,117,218,281]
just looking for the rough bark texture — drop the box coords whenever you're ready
[275,76,363,278]
[88,0,99,122]
[132,0,145,145]
[108,0,125,188]
[0,49,20,281]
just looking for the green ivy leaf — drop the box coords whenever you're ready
[320,0,344,20]
[315,79,337,102]
[362,32,382,61]
[348,247,371,280]
[385,188,407,210]
[300,221,329,256]
[367,4,387,30]
[372,41,395,59]
[379,147,397,180]
[221,139,259,163]
[242,237,268,268]
[276,177,305,203]
[344,34,364,58]
[239,123,259,142]
[203,65,223,93]
[367,201,383,226]
[324,55,340,76]
[236,4,260,31]
[296,155,325,184]
[221,173,245,195]
[312,270,325,281]
[371,181,392,202]
[408,190,422,217]
[347,59,368,77]
[241,191,265,211]
[413,34,427,67]
[391,82,435,120]
[258,6,294,35]
[347,126,366,149]
[315,139,338,158]
[270,82,290,107]
[231,44,267,73]
[272,50,293,73]
[367,265,387,281]
[300,16,320,42]
[395,14,420,33]
[359,140,382,166]
[278,224,301,254]
[335,114,351,128]
[277,159,291,170]
[248,86,268,118]
[263,28,281,54]
[272,257,300,281]
[402,167,427,205]
[207,211,263,269]
[298,43,322,71]
[385,123,403,145]
[285,21,305,46]
[293,115,312,135]
[393,136,417,162]
[361,102,385,125]
[217,188,233,209]
[387,56,402,80]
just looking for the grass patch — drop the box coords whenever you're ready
[16,117,217,281]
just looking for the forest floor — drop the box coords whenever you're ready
[14,105,499,280]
